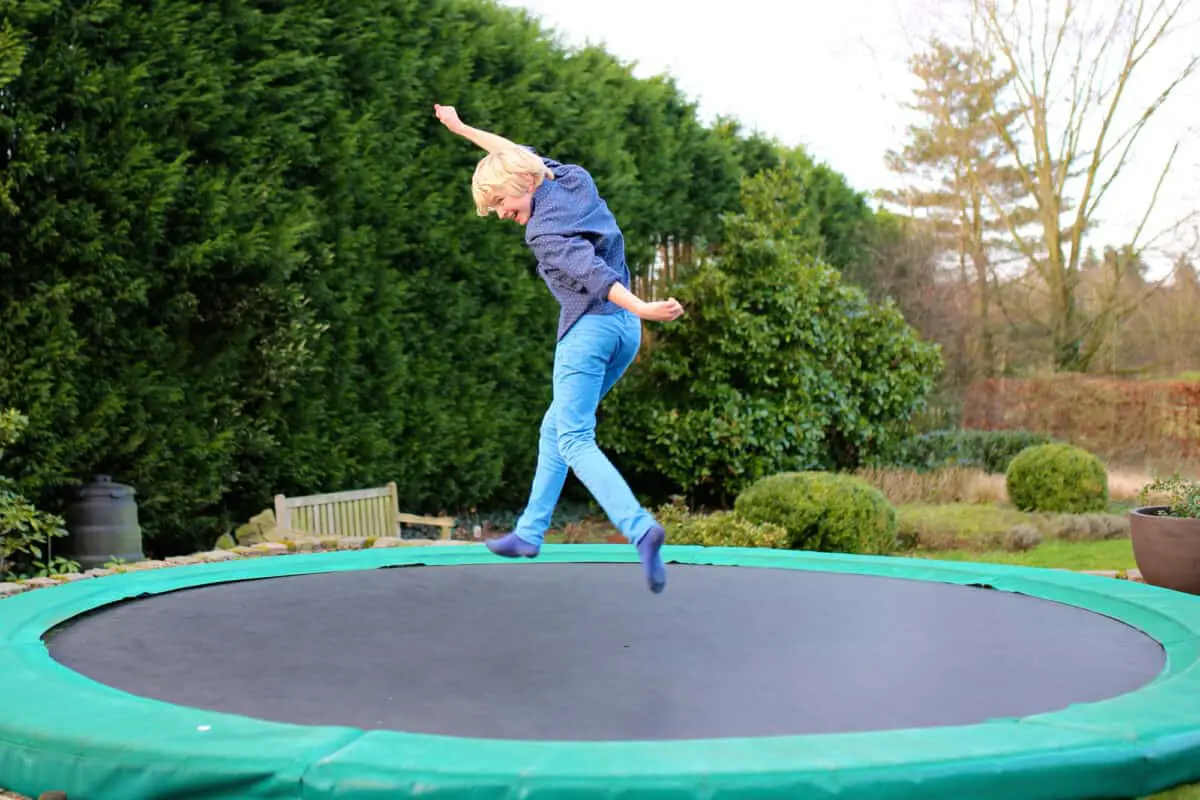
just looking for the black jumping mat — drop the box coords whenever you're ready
[45,562,1165,741]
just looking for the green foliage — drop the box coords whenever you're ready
[0,408,26,456]
[1140,474,1200,519]
[886,428,1057,474]
[607,167,942,505]
[0,409,72,580]
[733,471,898,554]
[1005,444,1109,513]
[0,13,28,214]
[0,0,770,554]
[740,147,875,275]
[655,499,788,549]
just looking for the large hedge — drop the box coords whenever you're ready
[0,0,927,556]
[0,0,778,554]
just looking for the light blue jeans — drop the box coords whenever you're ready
[512,310,657,546]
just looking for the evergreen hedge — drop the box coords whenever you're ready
[0,0,929,555]
[0,0,778,553]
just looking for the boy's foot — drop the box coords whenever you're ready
[636,525,667,594]
[485,532,540,558]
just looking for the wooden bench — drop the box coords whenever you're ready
[273,482,456,541]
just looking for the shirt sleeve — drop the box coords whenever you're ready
[528,233,623,299]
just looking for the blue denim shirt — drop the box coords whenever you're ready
[523,149,630,340]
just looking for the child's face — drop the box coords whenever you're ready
[494,191,533,225]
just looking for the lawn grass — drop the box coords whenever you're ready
[1147,785,1200,800]
[896,502,1033,550]
[913,538,1137,571]
[545,502,1142,572]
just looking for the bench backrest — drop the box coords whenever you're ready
[273,482,456,540]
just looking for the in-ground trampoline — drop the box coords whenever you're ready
[2,545,1200,799]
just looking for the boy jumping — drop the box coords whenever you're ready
[434,104,682,594]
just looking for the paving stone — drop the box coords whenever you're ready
[337,537,367,550]
[0,583,28,598]
[1125,568,1144,582]
[20,577,58,589]
[197,550,240,562]
[371,537,405,548]
[124,560,170,571]
[252,542,288,556]
[1081,570,1119,579]
[85,568,116,578]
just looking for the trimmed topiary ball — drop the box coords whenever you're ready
[733,471,898,554]
[1005,443,1109,513]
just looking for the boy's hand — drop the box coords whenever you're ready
[637,298,685,322]
[608,283,685,322]
[434,104,463,132]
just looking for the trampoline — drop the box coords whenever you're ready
[1,545,1199,799]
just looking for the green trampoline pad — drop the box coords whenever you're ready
[0,544,1199,799]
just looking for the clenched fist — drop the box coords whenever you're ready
[637,298,685,322]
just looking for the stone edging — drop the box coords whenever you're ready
[0,536,470,601]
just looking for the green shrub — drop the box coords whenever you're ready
[655,501,788,549]
[604,168,942,508]
[1005,444,1109,513]
[888,429,1056,474]
[1,409,73,580]
[733,471,898,554]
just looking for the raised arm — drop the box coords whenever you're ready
[434,104,519,154]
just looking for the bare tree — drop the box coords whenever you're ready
[962,0,1199,372]
[880,40,1037,380]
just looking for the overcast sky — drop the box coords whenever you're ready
[497,0,1200,275]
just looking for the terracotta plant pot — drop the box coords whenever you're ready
[1129,506,1200,595]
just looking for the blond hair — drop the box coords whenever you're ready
[471,148,554,216]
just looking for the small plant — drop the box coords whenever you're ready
[1004,524,1042,552]
[1139,475,1200,520]
[34,554,80,578]
[1047,513,1129,542]
[655,499,788,549]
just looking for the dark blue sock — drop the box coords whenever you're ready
[486,532,540,558]
[636,525,667,594]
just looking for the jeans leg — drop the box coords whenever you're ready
[511,404,568,546]
[554,313,656,543]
